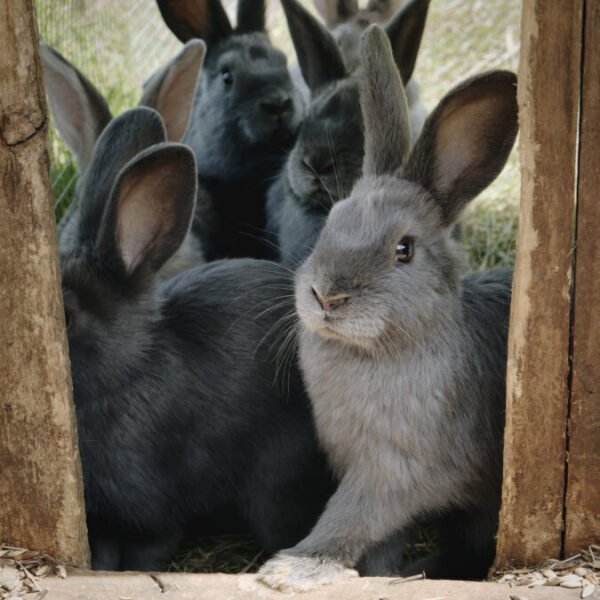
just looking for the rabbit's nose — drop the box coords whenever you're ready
[261,97,293,119]
[312,287,350,312]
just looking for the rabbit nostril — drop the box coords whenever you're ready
[312,287,350,313]
[261,97,293,118]
[312,286,325,310]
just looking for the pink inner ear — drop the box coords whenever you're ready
[156,55,200,142]
[115,173,176,274]
[434,96,502,195]
[44,62,99,166]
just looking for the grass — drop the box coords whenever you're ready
[36,0,521,574]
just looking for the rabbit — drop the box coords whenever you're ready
[265,0,430,268]
[62,105,335,571]
[156,0,305,260]
[41,41,206,279]
[312,0,428,138]
[258,25,518,592]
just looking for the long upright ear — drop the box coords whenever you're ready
[40,43,112,173]
[237,0,266,33]
[313,0,358,27]
[139,40,205,142]
[96,144,197,280]
[384,0,430,85]
[156,0,232,45]
[281,0,347,91]
[78,108,167,243]
[360,25,411,177]
[403,70,518,225]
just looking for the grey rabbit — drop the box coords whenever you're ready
[156,0,304,260]
[266,0,430,267]
[259,25,517,591]
[41,40,206,279]
[62,105,334,570]
[312,0,428,137]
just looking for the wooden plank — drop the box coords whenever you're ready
[0,0,90,565]
[41,573,578,600]
[494,0,583,568]
[564,0,600,555]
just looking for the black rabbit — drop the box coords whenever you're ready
[62,106,333,570]
[157,0,305,260]
[266,0,429,268]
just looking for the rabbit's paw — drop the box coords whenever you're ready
[257,552,358,592]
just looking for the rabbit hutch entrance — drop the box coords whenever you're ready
[0,0,598,598]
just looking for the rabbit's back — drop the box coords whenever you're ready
[78,259,331,556]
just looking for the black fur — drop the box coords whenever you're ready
[157,0,305,260]
[63,108,333,570]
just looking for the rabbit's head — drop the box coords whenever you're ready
[61,108,197,364]
[282,0,428,211]
[157,0,303,176]
[41,40,205,174]
[296,26,518,353]
[314,0,429,75]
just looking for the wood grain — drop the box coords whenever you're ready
[0,0,90,565]
[564,0,600,555]
[494,0,584,568]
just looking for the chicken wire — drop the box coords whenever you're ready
[36,0,521,229]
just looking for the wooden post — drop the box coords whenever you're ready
[494,0,584,568]
[564,0,600,555]
[0,0,90,565]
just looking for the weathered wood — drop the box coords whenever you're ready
[494,0,584,568]
[564,0,600,555]
[42,573,579,600]
[0,0,90,565]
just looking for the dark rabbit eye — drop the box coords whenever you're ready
[320,161,334,174]
[221,67,233,86]
[395,237,414,263]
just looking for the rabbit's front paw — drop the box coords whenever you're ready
[257,552,358,592]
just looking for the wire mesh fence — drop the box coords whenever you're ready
[36,0,521,267]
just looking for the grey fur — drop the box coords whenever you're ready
[266,0,427,268]
[312,0,428,136]
[258,26,518,591]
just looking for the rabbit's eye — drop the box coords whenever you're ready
[319,161,334,174]
[221,68,233,86]
[396,237,414,263]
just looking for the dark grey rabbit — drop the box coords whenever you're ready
[156,0,304,260]
[41,40,206,278]
[258,25,517,591]
[266,0,430,268]
[312,0,428,136]
[63,106,334,570]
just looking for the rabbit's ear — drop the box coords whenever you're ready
[139,40,205,142]
[360,25,411,177]
[40,43,112,173]
[78,108,167,243]
[313,0,358,27]
[97,144,197,280]
[237,0,266,33]
[403,71,518,225]
[282,0,347,91]
[156,0,232,44]
[384,0,430,85]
